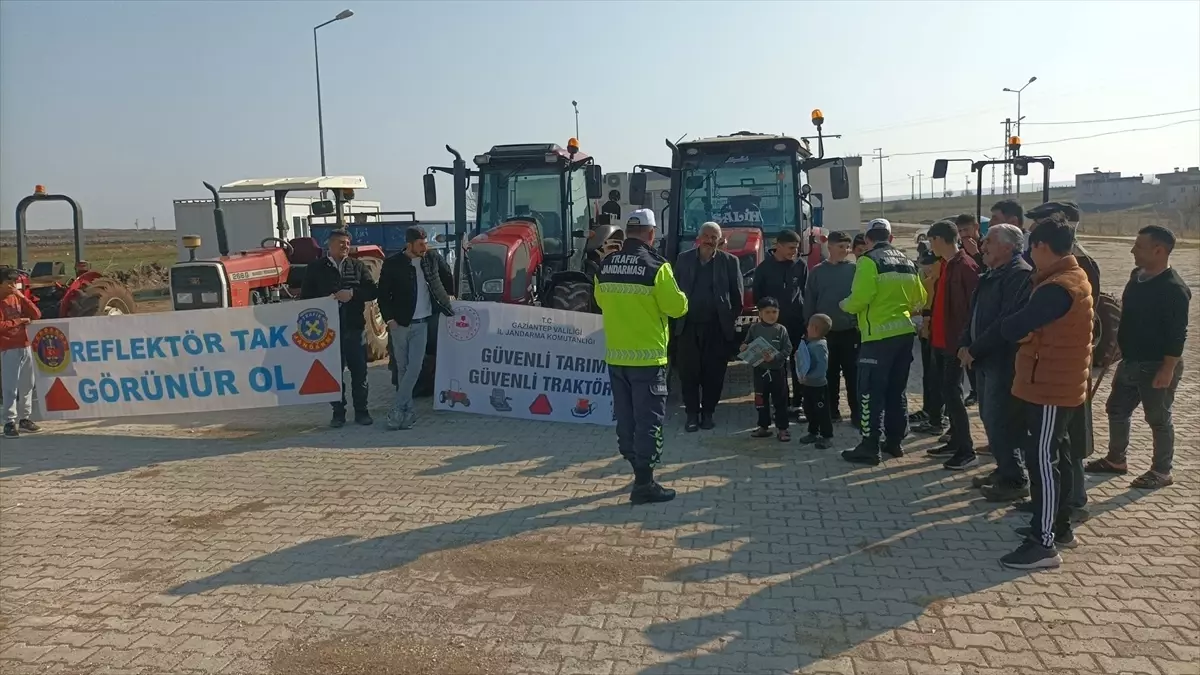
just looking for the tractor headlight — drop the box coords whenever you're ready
[201,292,219,304]
[175,292,194,305]
[481,279,504,294]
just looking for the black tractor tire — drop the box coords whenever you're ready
[359,257,389,362]
[68,277,136,317]
[549,280,595,313]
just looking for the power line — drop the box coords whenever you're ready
[1021,108,1199,126]
[880,118,1200,158]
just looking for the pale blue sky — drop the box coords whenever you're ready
[2,0,1198,229]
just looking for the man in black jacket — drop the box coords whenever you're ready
[674,221,743,431]
[300,229,379,427]
[753,229,807,410]
[957,223,1033,500]
[377,226,455,430]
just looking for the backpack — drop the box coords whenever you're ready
[1092,292,1122,369]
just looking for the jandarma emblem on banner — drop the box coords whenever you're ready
[32,325,70,373]
[292,307,336,352]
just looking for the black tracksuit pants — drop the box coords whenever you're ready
[677,319,730,416]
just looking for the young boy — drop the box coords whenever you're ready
[741,297,792,441]
[798,313,834,448]
[0,267,42,438]
[852,233,869,258]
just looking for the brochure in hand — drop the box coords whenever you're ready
[739,336,780,368]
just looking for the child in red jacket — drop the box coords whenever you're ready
[0,267,42,437]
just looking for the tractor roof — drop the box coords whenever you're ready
[220,176,368,193]
[680,132,812,158]
[481,143,591,165]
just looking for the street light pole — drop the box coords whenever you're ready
[314,9,355,177]
[907,174,915,201]
[1003,76,1036,195]
[571,100,580,140]
[872,148,888,217]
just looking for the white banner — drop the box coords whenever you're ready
[434,301,614,426]
[27,299,344,420]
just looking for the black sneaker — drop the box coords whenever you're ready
[938,432,952,443]
[797,434,820,445]
[699,412,715,430]
[3,423,18,438]
[926,444,956,457]
[17,419,40,433]
[908,410,928,424]
[841,439,881,466]
[1014,526,1078,549]
[630,481,676,504]
[354,411,374,426]
[815,438,833,450]
[981,481,1030,502]
[943,452,978,471]
[1000,540,1062,569]
[971,471,1000,488]
[964,392,978,407]
[685,414,699,432]
[330,413,347,429]
[882,439,904,458]
[912,421,944,435]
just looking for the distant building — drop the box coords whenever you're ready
[1155,167,1200,210]
[1075,170,1149,209]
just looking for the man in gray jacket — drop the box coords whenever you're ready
[674,222,744,431]
[804,231,859,426]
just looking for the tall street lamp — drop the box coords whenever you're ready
[571,100,580,140]
[1003,76,1036,194]
[314,9,355,176]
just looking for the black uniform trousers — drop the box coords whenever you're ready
[676,319,730,416]
[826,328,860,424]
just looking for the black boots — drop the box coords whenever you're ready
[630,467,676,504]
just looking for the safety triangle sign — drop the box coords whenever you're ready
[299,360,341,396]
[44,378,80,412]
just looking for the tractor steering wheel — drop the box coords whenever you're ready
[260,237,294,256]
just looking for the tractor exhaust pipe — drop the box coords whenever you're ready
[203,181,230,256]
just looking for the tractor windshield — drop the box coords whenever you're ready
[679,154,797,237]
[477,164,566,253]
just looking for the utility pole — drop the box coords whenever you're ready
[916,170,923,199]
[930,176,936,200]
[965,174,971,197]
[908,174,915,200]
[1004,76,1036,196]
[134,219,139,230]
[872,148,888,216]
[152,217,157,231]
[1002,118,1013,196]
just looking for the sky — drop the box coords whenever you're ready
[1,0,1198,230]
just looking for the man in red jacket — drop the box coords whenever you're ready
[0,267,42,438]
[923,220,980,470]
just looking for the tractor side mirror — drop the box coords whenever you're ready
[932,159,949,180]
[629,172,648,206]
[1014,159,1029,176]
[310,200,336,217]
[830,166,850,200]
[585,165,603,200]
[571,229,586,239]
[423,174,437,207]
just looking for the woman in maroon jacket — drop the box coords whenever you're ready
[923,220,980,470]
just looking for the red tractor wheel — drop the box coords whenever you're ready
[68,277,136,317]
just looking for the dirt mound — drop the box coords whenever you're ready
[108,262,169,289]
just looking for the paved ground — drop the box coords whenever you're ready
[2,238,1198,675]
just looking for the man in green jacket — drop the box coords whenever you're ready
[840,219,928,465]
[595,209,689,504]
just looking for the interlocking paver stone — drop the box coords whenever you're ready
[2,237,1197,674]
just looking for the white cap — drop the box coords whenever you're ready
[866,217,892,233]
[626,208,656,229]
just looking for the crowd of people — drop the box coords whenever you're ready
[596,203,1190,571]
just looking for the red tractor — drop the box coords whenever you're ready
[9,185,137,318]
[422,139,610,311]
[169,177,391,360]
[628,110,854,342]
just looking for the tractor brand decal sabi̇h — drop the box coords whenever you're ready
[25,299,343,420]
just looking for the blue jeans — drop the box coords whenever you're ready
[975,362,1027,486]
[389,318,430,415]
[856,333,915,443]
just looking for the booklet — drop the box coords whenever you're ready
[739,336,780,368]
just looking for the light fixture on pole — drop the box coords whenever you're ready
[1003,76,1036,194]
[571,100,580,140]
[314,9,355,177]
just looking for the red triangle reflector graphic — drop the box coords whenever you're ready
[529,393,553,415]
[45,378,80,412]
[299,360,341,396]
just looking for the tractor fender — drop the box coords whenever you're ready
[584,223,625,252]
[58,270,104,318]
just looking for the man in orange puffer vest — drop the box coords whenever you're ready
[996,214,1093,570]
